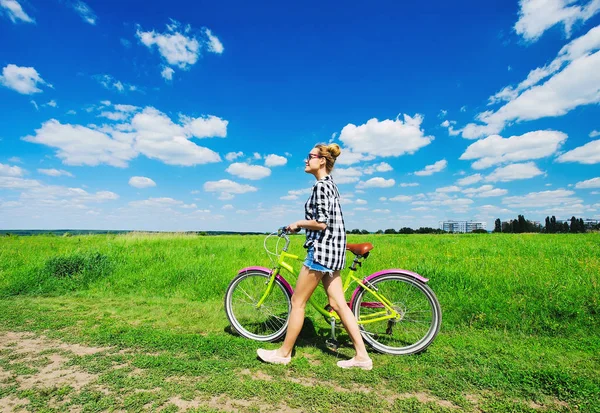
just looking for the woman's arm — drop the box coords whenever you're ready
[287,219,327,232]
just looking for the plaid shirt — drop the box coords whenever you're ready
[303,175,346,271]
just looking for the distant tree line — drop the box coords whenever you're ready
[493,215,597,233]
[348,227,447,235]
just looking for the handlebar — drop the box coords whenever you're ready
[278,226,301,237]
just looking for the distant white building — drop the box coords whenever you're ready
[440,220,487,233]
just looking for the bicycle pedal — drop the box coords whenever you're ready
[325,338,339,351]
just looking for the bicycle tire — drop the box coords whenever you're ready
[351,272,441,355]
[224,270,292,342]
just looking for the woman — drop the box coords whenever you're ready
[257,143,372,370]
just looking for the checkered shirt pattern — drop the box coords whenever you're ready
[303,175,346,271]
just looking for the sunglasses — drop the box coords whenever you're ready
[306,153,322,162]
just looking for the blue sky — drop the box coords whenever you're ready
[1,0,599,232]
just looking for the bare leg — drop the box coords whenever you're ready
[322,271,370,361]
[276,266,323,358]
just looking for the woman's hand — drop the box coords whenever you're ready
[286,222,301,233]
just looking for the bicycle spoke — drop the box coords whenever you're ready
[353,274,441,355]
[226,272,291,341]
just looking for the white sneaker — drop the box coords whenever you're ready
[336,357,373,370]
[257,349,291,365]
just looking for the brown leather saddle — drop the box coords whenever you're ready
[346,243,373,256]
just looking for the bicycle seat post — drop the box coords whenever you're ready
[349,256,363,271]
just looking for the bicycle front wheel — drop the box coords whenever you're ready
[352,273,441,355]
[224,271,292,342]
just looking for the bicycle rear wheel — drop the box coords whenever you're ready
[224,271,292,342]
[352,273,441,355]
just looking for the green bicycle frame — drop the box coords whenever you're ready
[256,248,400,325]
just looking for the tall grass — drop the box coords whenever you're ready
[1,233,598,336]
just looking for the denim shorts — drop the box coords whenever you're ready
[303,247,334,276]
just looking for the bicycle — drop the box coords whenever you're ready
[224,228,442,355]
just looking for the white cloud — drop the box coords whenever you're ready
[38,168,74,177]
[161,66,175,81]
[99,111,129,121]
[557,139,600,164]
[372,209,391,214]
[463,26,600,139]
[129,176,156,188]
[436,186,461,193]
[590,130,600,137]
[71,1,96,25]
[332,167,362,184]
[131,108,224,165]
[485,162,544,182]
[575,177,600,188]
[225,151,243,161]
[0,163,25,177]
[226,162,271,180]
[95,74,137,93]
[514,0,600,42]
[45,100,57,108]
[336,149,375,166]
[463,184,508,197]
[478,204,514,215]
[137,21,201,69]
[204,28,224,54]
[503,189,581,208]
[23,107,226,167]
[389,195,413,202]
[181,114,228,138]
[456,174,483,186]
[280,187,311,201]
[441,198,474,208]
[113,104,138,113]
[440,119,461,136]
[222,204,234,210]
[339,114,433,158]
[355,199,368,205]
[363,162,393,175]
[399,182,419,187]
[20,185,118,203]
[414,159,447,176]
[129,197,182,208]
[0,0,34,23]
[23,120,136,167]
[356,177,395,189]
[492,25,600,104]
[264,154,287,167]
[0,64,47,94]
[460,130,567,169]
[203,179,258,200]
[0,176,41,189]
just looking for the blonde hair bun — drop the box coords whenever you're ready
[327,143,341,159]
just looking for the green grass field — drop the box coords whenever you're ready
[0,233,598,412]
